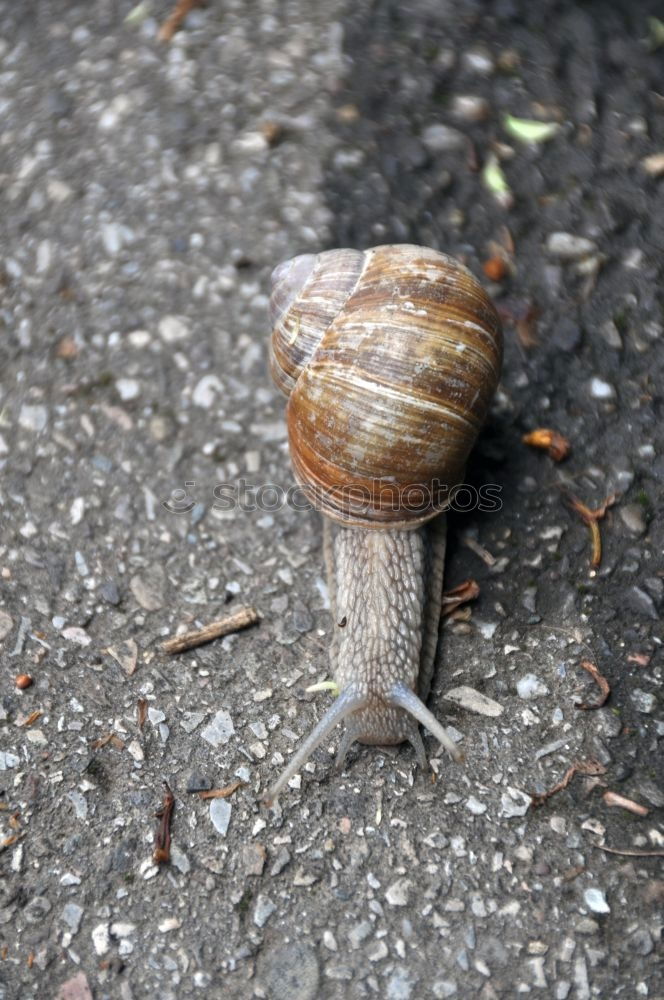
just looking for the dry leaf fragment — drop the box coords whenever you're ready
[522,428,571,462]
[197,780,246,800]
[441,579,480,617]
[627,652,650,667]
[575,659,610,711]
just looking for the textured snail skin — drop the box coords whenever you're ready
[264,245,501,802]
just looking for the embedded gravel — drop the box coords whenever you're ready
[1,2,663,999]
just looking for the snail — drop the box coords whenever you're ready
[264,244,502,802]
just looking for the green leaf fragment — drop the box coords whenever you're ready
[482,154,510,195]
[647,17,664,50]
[503,114,560,144]
[124,2,152,26]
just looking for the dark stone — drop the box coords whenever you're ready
[186,772,213,793]
[100,580,121,605]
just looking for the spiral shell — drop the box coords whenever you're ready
[269,244,502,528]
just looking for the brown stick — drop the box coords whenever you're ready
[523,428,571,462]
[157,0,205,42]
[153,783,175,864]
[529,758,607,808]
[575,659,610,711]
[602,791,649,816]
[595,844,664,858]
[563,492,616,568]
[197,780,246,800]
[161,607,259,655]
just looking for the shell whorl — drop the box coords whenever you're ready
[269,244,502,528]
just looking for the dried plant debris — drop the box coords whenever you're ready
[530,759,607,808]
[596,844,664,858]
[197,781,246,800]
[157,0,205,42]
[575,659,610,711]
[441,579,480,618]
[503,114,560,144]
[137,698,148,729]
[161,606,259,654]
[564,492,616,568]
[522,428,571,462]
[602,791,649,816]
[153,783,175,865]
[482,154,513,208]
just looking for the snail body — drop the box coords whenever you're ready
[265,245,502,802]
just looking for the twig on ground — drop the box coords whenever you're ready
[563,492,616,568]
[602,791,649,816]
[157,0,205,42]
[197,780,246,800]
[530,758,607,808]
[595,844,664,858]
[575,659,610,710]
[90,732,125,751]
[153,783,175,864]
[137,698,148,729]
[161,606,259,655]
[462,535,496,567]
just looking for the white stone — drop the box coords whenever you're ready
[583,888,609,914]
[465,796,487,815]
[192,375,224,408]
[158,315,190,343]
[91,923,110,955]
[444,686,503,717]
[546,232,597,260]
[209,798,232,836]
[385,879,411,906]
[516,674,549,699]
[19,404,48,432]
[589,377,616,400]
[115,378,140,401]
[201,709,235,747]
[421,123,465,153]
[253,894,276,927]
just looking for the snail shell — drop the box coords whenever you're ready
[269,244,502,527]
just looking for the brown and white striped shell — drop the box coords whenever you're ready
[269,244,502,527]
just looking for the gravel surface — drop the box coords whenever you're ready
[1,1,663,999]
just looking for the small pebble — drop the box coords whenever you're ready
[210,798,232,836]
[631,689,656,714]
[583,888,609,914]
[61,903,84,934]
[19,404,49,432]
[589,377,616,400]
[201,709,235,747]
[421,123,465,153]
[253,894,276,928]
[385,879,411,906]
[619,504,647,535]
[516,674,550,699]
[443,686,503,717]
[546,233,597,260]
